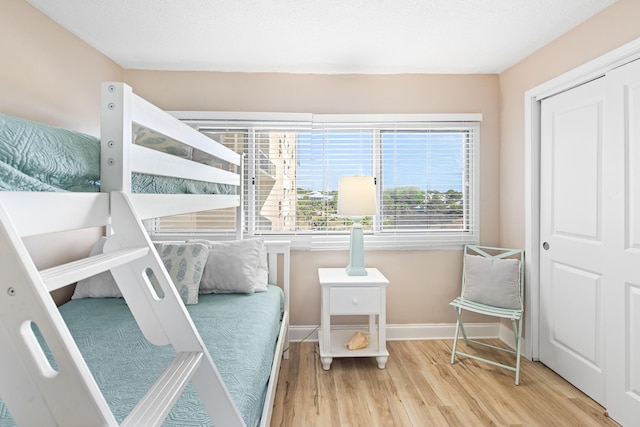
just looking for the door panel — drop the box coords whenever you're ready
[627,283,640,391]
[629,73,640,250]
[540,77,606,405]
[550,262,601,366]
[551,102,601,239]
[603,58,640,426]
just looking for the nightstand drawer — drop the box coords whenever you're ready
[330,287,380,314]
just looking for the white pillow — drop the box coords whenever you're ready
[462,254,522,309]
[191,239,266,294]
[72,237,122,299]
[255,241,269,292]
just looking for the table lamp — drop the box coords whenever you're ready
[337,176,377,276]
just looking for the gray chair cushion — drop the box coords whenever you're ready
[462,254,522,309]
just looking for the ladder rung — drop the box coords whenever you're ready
[40,247,149,292]
[122,351,204,427]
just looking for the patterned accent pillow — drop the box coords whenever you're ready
[151,242,210,305]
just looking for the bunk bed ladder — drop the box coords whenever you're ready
[0,198,119,426]
[108,191,245,427]
[0,192,246,427]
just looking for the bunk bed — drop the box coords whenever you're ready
[0,83,290,427]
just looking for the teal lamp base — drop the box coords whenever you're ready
[346,217,368,276]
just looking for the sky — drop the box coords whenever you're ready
[296,130,465,192]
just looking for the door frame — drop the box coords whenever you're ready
[524,37,640,360]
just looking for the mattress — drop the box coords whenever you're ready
[0,113,233,195]
[0,285,284,427]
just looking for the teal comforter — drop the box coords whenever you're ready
[0,113,232,194]
[0,285,284,427]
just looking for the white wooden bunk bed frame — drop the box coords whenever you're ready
[0,82,289,427]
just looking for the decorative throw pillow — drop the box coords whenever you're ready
[150,242,210,305]
[192,239,265,294]
[462,254,522,309]
[254,241,269,292]
[72,237,122,299]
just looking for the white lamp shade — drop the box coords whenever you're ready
[337,176,377,216]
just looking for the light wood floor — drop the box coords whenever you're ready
[270,339,618,426]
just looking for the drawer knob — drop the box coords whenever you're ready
[352,298,359,305]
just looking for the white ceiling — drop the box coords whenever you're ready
[27,0,617,74]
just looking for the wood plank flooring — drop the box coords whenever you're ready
[271,339,618,426]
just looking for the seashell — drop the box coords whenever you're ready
[345,331,369,350]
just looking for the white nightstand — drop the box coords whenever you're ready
[318,267,389,370]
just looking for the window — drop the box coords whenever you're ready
[156,113,480,250]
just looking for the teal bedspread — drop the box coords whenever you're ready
[0,285,284,427]
[0,113,232,194]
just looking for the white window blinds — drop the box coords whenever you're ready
[155,113,480,250]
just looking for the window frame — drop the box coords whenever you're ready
[165,112,481,250]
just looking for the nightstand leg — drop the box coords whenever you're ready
[321,357,333,371]
[376,356,388,369]
[320,285,333,371]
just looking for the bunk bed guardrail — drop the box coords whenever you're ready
[101,82,243,222]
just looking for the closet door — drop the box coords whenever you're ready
[603,58,640,427]
[540,77,607,405]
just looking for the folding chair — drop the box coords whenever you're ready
[450,245,525,384]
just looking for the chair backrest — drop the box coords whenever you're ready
[461,245,525,308]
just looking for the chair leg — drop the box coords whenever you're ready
[451,307,466,364]
[513,318,523,385]
[454,307,469,343]
[451,317,460,364]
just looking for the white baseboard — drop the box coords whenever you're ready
[289,322,502,343]
[289,322,527,359]
[499,322,524,353]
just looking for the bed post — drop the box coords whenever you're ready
[236,153,245,240]
[101,82,133,195]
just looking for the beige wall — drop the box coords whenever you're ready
[1,0,124,303]
[499,0,640,249]
[0,0,123,135]
[124,71,501,326]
